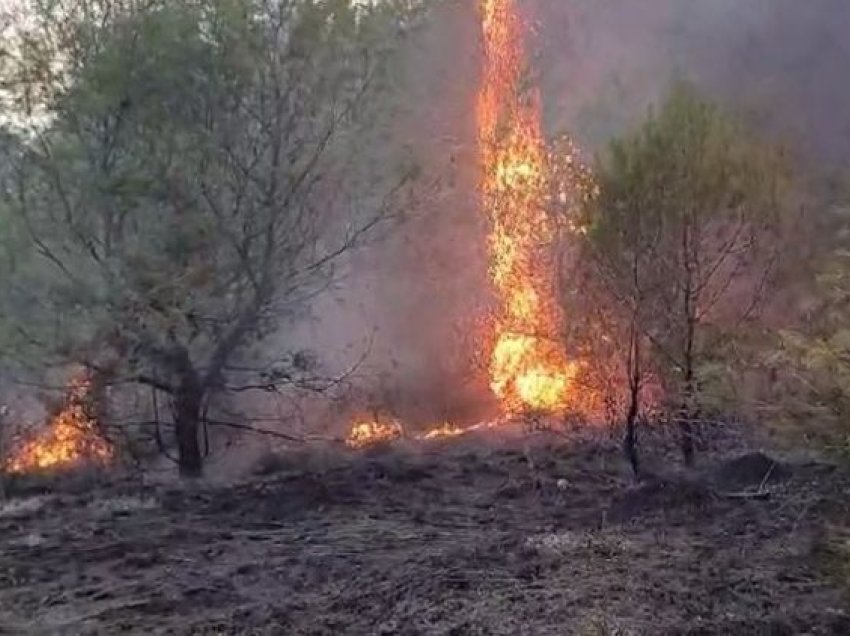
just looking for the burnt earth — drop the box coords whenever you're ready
[0,437,848,635]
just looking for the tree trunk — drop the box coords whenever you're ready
[679,416,695,467]
[623,325,641,479]
[680,220,697,467]
[86,366,114,444]
[623,397,640,479]
[173,361,204,478]
[679,301,697,467]
[679,373,696,467]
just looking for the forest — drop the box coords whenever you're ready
[0,0,848,633]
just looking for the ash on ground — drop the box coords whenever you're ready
[0,435,848,635]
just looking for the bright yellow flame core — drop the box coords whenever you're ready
[5,377,113,474]
[344,2,600,448]
[491,333,579,413]
[420,422,466,440]
[477,0,577,413]
[345,418,404,449]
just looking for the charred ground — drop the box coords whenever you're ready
[0,434,848,635]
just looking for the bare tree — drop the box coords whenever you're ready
[568,81,789,466]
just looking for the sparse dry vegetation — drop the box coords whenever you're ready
[0,438,847,634]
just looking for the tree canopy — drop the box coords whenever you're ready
[0,0,421,474]
[574,81,790,466]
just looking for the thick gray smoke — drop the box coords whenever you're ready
[269,1,494,434]
[538,0,850,165]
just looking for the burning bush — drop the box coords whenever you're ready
[3,376,113,475]
[345,416,405,449]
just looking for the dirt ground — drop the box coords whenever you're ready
[0,432,848,635]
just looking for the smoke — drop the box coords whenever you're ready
[537,0,850,165]
[266,0,850,435]
[263,1,495,434]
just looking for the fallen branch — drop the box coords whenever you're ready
[204,419,307,443]
[718,489,772,501]
[120,419,341,444]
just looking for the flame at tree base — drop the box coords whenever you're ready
[4,376,113,475]
[478,0,581,414]
[490,332,580,414]
[344,0,602,450]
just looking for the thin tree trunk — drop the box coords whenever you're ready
[623,324,641,479]
[624,393,640,478]
[679,366,696,467]
[86,366,114,445]
[680,221,697,467]
[679,309,698,467]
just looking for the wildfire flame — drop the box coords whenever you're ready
[419,422,466,440]
[345,417,476,448]
[345,416,404,449]
[4,376,113,474]
[477,0,579,414]
[344,1,599,450]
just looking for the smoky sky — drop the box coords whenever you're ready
[537,0,850,166]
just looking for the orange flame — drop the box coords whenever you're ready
[344,418,474,449]
[344,2,600,448]
[477,0,579,414]
[4,376,113,474]
[345,416,404,449]
[419,422,466,440]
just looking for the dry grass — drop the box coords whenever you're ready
[577,616,631,636]
[0,495,51,519]
[0,434,848,634]
[820,524,850,598]
[89,495,158,517]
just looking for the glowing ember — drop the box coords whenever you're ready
[419,422,467,441]
[345,417,404,449]
[4,376,113,474]
[477,0,579,414]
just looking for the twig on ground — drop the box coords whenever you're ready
[718,489,772,501]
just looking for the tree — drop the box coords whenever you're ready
[766,207,850,455]
[555,133,656,478]
[576,81,789,466]
[0,0,421,476]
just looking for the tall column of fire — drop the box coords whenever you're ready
[477,0,578,414]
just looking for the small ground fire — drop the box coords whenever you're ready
[345,416,405,449]
[344,418,490,448]
[4,376,113,474]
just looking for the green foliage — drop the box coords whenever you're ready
[767,245,850,454]
[582,80,789,410]
[0,0,417,389]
